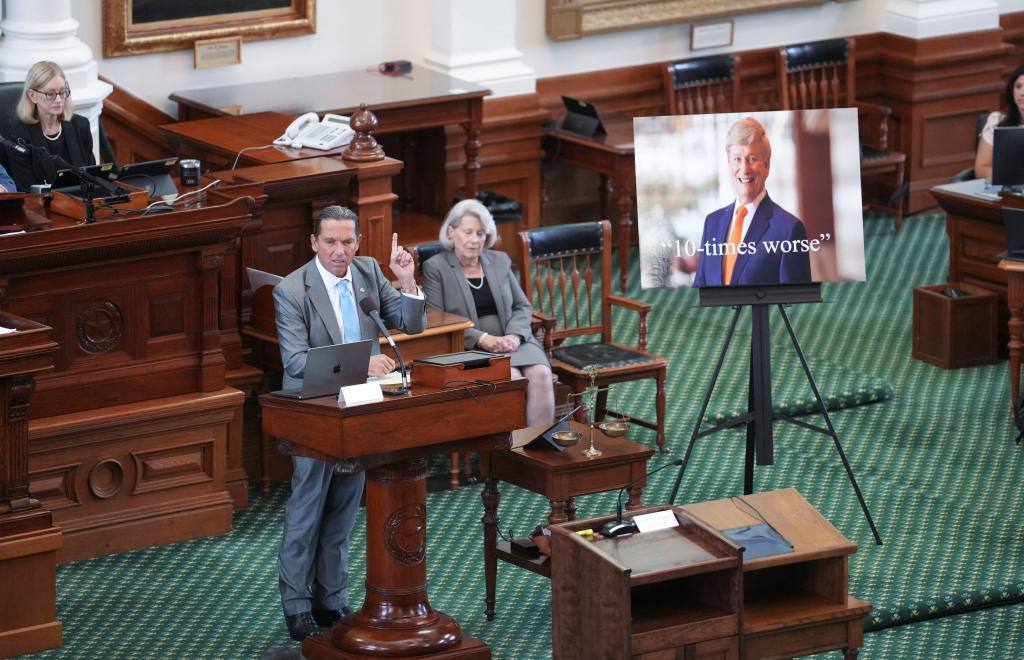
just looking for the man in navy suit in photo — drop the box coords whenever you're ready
[693,117,812,287]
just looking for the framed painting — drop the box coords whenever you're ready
[546,0,834,41]
[103,0,316,58]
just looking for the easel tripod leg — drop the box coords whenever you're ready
[778,306,883,545]
[670,307,742,503]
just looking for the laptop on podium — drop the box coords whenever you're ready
[272,339,373,399]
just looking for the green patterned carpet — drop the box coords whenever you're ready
[27,212,1024,659]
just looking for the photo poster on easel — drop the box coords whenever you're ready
[634,109,866,290]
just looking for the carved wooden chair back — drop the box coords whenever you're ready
[664,54,741,115]
[518,221,612,347]
[777,37,856,110]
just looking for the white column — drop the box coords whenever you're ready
[884,0,1000,39]
[0,0,111,159]
[423,0,535,97]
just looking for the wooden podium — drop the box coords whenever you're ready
[549,505,744,659]
[0,313,61,657]
[259,378,527,659]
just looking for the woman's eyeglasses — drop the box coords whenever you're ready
[32,88,71,102]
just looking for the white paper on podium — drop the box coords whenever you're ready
[633,509,679,534]
[338,382,383,406]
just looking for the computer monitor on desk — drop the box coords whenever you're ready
[993,126,1024,193]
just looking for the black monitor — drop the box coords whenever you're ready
[115,157,179,198]
[992,126,1024,190]
[560,95,606,137]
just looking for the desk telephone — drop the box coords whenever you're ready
[275,112,354,150]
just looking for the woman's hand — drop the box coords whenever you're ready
[478,333,520,353]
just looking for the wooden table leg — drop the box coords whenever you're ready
[615,174,634,291]
[625,484,644,511]
[549,500,569,524]
[462,99,483,198]
[566,496,577,521]
[599,174,611,220]
[481,476,500,621]
[1008,271,1023,416]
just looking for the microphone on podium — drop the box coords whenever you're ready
[359,297,409,394]
[599,458,683,537]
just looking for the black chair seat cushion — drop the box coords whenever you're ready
[552,342,656,370]
[860,144,900,161]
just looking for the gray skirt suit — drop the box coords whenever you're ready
[421,248,548,369]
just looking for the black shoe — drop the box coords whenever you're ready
[284,611,320,641]
[311,606,353,629]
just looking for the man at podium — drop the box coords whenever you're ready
[272,205,425,640]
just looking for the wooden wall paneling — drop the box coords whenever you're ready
[99,75,176,165]
[443,93,550,264]
[0,197,252,559]
[537,63,665,116]
[857,31,1010,212]
[1000,12,1024,71]
[28,388,241,562]
[0,315,61,657]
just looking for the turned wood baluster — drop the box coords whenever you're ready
[584,256,595,326]
[571,256,581,328]
[830,65,842,106]
[558,258,568,329]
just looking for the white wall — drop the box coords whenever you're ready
[69,0,1003,116]
[72,0,431,116]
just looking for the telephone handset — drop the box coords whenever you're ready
[274,112,354,151]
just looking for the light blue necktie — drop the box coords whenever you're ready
[338,279,361,343]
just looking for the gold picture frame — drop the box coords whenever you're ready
[547,0,831,41]
[103,0,316,58]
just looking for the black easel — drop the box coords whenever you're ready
[668,283,883,545]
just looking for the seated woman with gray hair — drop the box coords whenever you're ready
[422,199,555,426]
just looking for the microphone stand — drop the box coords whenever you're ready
[359,297,410,394]
[599,459,683,537]
[0,133,122,223]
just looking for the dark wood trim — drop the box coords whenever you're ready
[100,75,176,165]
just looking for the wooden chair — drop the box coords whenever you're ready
[776,37,908,231]
[663,53,741,115]
[518,220,667,452]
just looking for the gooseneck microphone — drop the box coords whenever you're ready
[599,458,684,537]
[359,297,409,393]
[0,132,27,154]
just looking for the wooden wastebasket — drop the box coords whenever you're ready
[912,282,998,369]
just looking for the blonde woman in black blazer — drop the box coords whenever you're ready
[422,199,555,426]
[4,60,95,192]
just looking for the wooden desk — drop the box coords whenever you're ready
[169,68,489,200]
[932,179,1024,410]
[1000,258,1024,410]
[260,378,526,660]
[545,113,635,290]
[161,112,344,170]
[683,488,870,660]
[478,422,653,620]
[0,195,252,561]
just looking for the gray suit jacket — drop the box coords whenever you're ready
[274,256,426,389]
[421,248,539,352]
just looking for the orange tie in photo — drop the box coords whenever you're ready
[722,205,748,285]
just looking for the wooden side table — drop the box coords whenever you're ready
[478,422,654,620]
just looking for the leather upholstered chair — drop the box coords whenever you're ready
[777,37,908,231]
[518,220,667,452]
[663,53,741,115]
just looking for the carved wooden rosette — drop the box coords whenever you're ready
[341,104,386,162]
